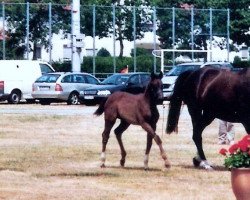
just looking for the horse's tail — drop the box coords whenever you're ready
[94,99,107,116]
[166,70,192,134]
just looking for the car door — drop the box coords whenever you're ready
[60,74,74,100]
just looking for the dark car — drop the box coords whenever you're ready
[79,72,150,105]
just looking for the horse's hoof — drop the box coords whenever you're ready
[100,163,106,168]
[120,160,125,167]
[193,157,201,167]
[165,163,171,168]
[199,160,213,170]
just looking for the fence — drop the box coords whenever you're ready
[0,3,229,74]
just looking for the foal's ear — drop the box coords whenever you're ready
[151,72,156,79]
[159,71,163,79]
[151,71,163,80]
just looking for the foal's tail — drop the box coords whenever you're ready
[166,71,192,134]
[94,99,107,116]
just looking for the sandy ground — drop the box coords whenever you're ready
[0,103,246,200]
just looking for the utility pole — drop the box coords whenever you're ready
[71,0,84,72]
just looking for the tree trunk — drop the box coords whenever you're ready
[32,41,38,60]
[118,25,124,58]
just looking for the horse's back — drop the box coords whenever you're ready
[184,67,250,121]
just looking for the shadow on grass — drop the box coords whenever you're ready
[107,165,162,172]
[35,171,119,178]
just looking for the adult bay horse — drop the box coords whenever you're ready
[94,72,171,169]
[166,67,250,169]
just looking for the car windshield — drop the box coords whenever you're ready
[166,65,201,76]
[35,74,61,83]
[101,74,130,85]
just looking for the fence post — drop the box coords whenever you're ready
[153,6,156,72]
[191,7,194,61]
[112,4,116,73]
[209,8,213,62]
[227,8,230,62]
[92,4,96,76]
[2,2,5,60]
[49,2,52,63]
[172,7,175,65]
[133,5,136,72]
[26,2,29,60]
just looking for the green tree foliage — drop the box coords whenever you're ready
[81,0,152,58]
[152,0,250,59]
[97,48,111,57]
[3,0,71,59]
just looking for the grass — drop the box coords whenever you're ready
[0,104,246,200]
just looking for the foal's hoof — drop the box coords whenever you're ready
[144,167,149,171]
[165,162,171,169]
[100,163,106,168]
[120,160,125,167]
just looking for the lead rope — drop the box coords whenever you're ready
[161,102,167,138]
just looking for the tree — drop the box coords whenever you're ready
[3,0,70,60]
[151,0,250,61]
[81,0,152,58]
[97,47,111,57]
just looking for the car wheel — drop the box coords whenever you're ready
[8,90,21,104]
[40,99,51,105]
[67,92,79,105]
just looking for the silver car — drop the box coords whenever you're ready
[32,72,100,105]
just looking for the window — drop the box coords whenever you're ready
[61,75,72,83]
[85,75,99,84]
[129,75,140,85]
[73,75,85,83]
[40,64,54,74]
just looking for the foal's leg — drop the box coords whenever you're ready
[100,119,116,168]
[141,122,170,168]
[144,133,153,170]
[114,120,130,167]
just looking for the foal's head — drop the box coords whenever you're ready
[146,71,163,101]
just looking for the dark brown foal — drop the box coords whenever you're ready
[94,72,170,169]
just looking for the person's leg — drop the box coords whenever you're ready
[218,120,227,144]
[226,122,235,144]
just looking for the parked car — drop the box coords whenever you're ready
[162,61,234,100]
[32,72,100,105]
[79,72,150,105]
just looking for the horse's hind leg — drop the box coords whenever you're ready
[100,119,116,168]
[114,120,130,167]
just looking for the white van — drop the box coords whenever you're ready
[0,60,55,104]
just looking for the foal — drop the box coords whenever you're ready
[94,72,170,169]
